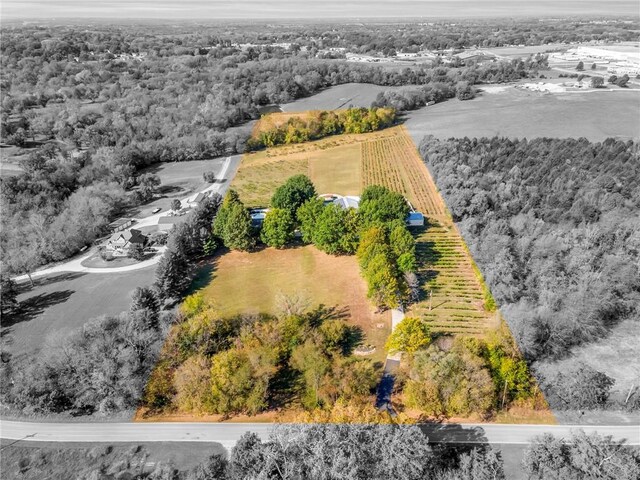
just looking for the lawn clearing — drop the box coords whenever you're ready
[279,83,407,112]
[201,245,390,363]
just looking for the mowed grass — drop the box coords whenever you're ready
[2,267,157,361]
[233,128,396,207]
[200,246,389,363]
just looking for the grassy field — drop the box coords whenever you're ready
[232,129,395,207]
[2,267,157,361]
[403,87,640,143]
[201,245,390,363]
[279,83,407,112]
[235,123,503,337]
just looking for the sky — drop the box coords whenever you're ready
[2,0,638,20]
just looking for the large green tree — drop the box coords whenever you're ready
[260,208,295,248]
[271,174,317,215]
[386,317,431,354]
[296,197,325,244]
[359,185,410,227]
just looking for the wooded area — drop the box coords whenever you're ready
[420,136,640,409]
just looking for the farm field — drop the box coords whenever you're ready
[233,128,397,207]
[403,87,640,143]
[360,126,497,335]
[201,246,390,363]
[236,123,502,337]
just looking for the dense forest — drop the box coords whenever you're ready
[420,136,640,409]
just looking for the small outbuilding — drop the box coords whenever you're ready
[406,212,425,227]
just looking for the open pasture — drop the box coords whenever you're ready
[403,87,640,143]
[2,267,157,361]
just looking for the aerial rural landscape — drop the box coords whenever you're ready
[1,1,639,479]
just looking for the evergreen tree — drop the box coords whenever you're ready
[130,286,161,327]
[0,268,19,315]
[224,203,255,251]
[154,229,191,299]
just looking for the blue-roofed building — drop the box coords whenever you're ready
[406,211,425,227]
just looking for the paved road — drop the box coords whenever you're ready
[1,421,638,450]
[13,155,239,282]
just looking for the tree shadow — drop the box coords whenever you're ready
[3,289,75,328]
[341,325,364,356]
[417,422,494,471]
[16,272,86,292]
[413,221,443,302]
[304,304,350,328]
[188,260,217,294]
[268,364,301,410]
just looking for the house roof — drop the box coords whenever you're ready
[332,195,361,210]
[109,228,146,244]
[193,192,206,203]
[125,229,147,244]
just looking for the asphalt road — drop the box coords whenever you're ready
[1,421,638,450]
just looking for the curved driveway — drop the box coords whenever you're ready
[13,156,239,282]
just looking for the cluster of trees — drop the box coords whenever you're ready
[420,136,640,408]
[394,322,539,418]
[0,23,550,272]
[154,195,222,299]
[143,294,377,418]
[246,107,396,150]
[213,178,418,310]
[0,144,136,276]
[372,55,550,110]
[0,286,167,415]
[523,430,640,480]
[356,187,416,309]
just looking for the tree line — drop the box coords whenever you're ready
[246,107,396,151]
[7,426,638,479]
